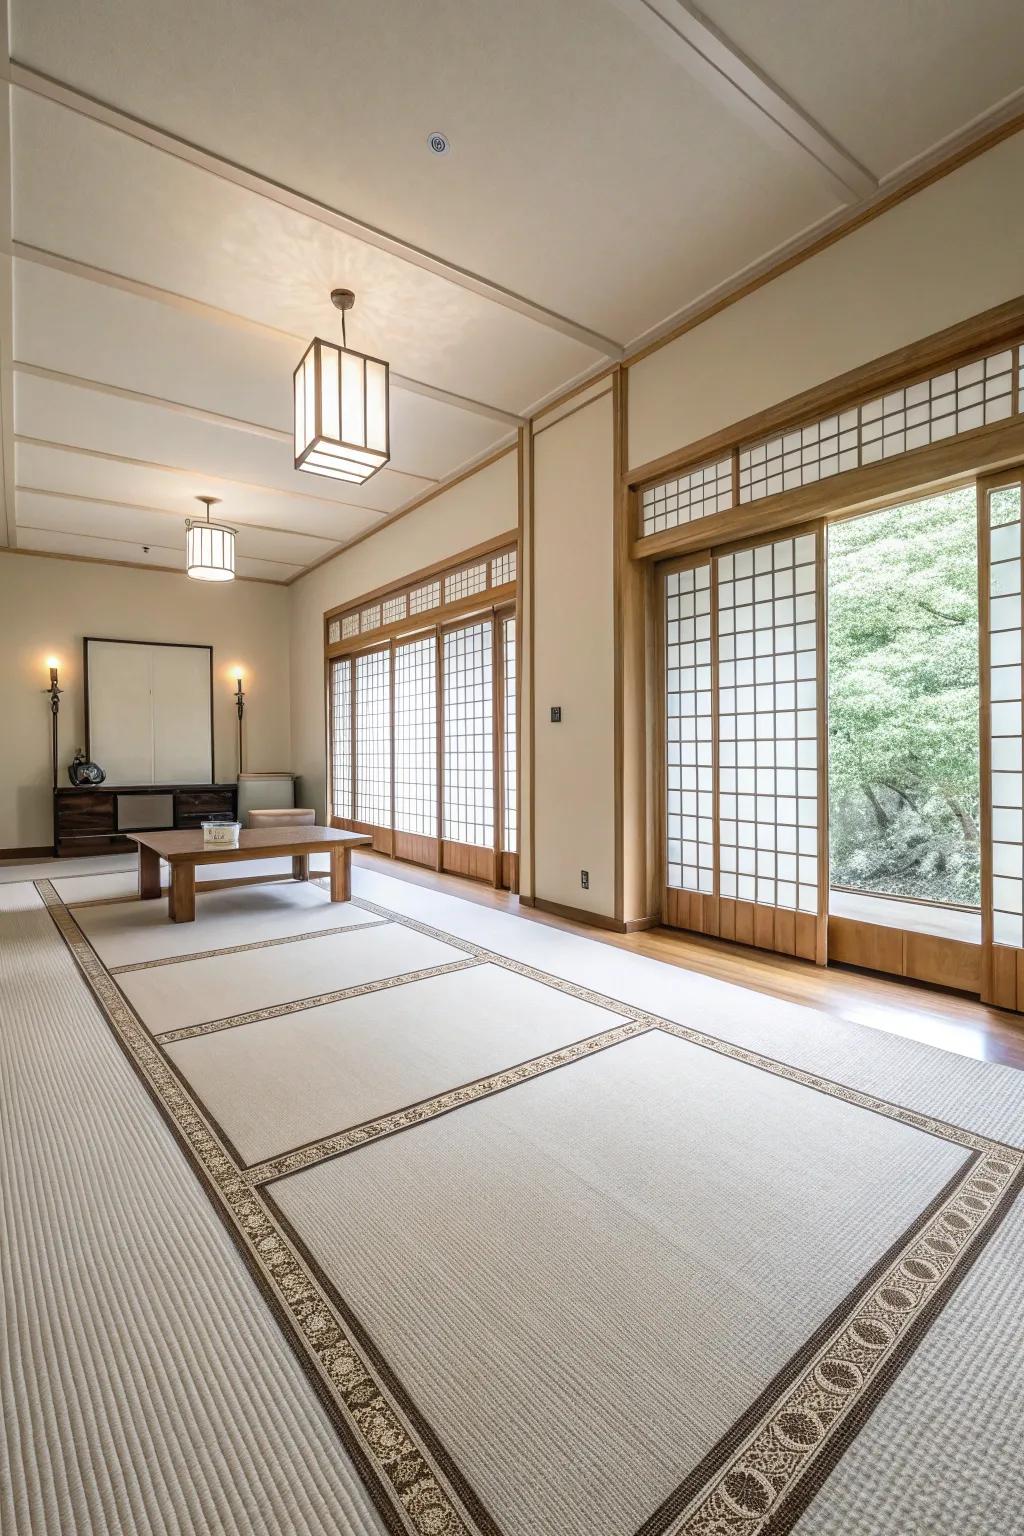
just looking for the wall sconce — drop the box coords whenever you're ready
[44,658,62,789]
[232,667,246,774]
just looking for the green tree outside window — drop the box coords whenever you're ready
[827,487,980,906]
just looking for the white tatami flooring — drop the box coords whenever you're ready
[3,856,1024,1536]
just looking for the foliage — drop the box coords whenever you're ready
[827,487,980,906]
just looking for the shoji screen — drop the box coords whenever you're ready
[393,635,437,842]
[662,526,826,961]
[442,619,495,860]
[355,648,392,828]
[663,558,714,929]
[502,615,518,854]
[330,657,353,820]
[981,469,1024,1007]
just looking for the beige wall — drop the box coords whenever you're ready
[532,391,616,915]
[0,552,291,849]
[288,449,519,820]
[628,131,1024,471]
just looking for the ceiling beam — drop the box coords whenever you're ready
[16,483,339,546]
[624,94,1024,363]
[15,518,304,572]
[12,242,526,430]
[11,62,623,361]
[14,433,397,517]
[607,0,877,201]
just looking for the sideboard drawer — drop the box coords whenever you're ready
[56,792,116,836]
[176,788,236,826]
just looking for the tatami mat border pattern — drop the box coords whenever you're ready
[36,879,1024,1536]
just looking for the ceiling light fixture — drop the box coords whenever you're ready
[294,289,390,485]
[185,496,236,581]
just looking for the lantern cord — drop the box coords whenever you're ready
[342,310,347,348]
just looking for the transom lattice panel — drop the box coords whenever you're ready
[409,580,440,616]
[503,616,517,852]
[739,346,1018,506]
[444,562,488,604]
[355,649,392,827]
[443,621,494,848]
[987,481,1024,950]
[393,637,437,837]
[665,563,713,893]
[642,457,731,537]
[492,550,517,587]
[717,533,820,914]
[329,657,353,821]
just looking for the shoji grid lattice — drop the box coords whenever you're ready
[642,457,732,537]
[409,580,441,616]
[717,533,819,914]
[393,636,437,837]
[383,594,407,626]
[503,616,517,852]
[444,563,488,604]
[355,649,392,827]
[341,614,360,639]
[665,564,713,893]
[329,657,353,820]
[988,482,1024,948]
[492,550,517,587]
[739,413,858,502]
[739,346,1019,505]
[443,621,494,848]
[361,605,381,633]
[327,619,341,645]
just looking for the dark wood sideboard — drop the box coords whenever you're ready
[53,783,237,857]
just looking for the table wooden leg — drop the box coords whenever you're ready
[329,847,350,903]
[170,862,196,923]
[292,854,310,882]
[139,845,161,900]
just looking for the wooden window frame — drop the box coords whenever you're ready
[629,303,1024,564]
[324,532,517,656]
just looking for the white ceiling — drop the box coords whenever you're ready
[3,0,1022,580]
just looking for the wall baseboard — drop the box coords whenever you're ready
[526,895,627,932]
[0,845,54,861]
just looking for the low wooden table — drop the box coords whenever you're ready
[128,826,372,923]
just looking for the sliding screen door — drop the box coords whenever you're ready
[662,526,827,961]
[329,657,353,821]
[663,557,715,931]
[393,633,438,863]
[500,613,519,890]
[981,468,1024,1007]
[354,647,392,848]
[442,617,496,881]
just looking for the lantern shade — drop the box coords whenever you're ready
[294,337,390,484]
[185,519,236,581]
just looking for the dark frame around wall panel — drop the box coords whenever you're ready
[83,636,216,785]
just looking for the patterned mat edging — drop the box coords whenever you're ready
[35,878,1024,1536]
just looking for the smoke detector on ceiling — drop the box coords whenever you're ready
[427,132,450,155]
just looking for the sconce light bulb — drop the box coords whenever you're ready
[47,656,59,671]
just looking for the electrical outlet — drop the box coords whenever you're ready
[550,706,562,722]
[580,869,589,889]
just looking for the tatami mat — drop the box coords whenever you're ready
[1,876,386,1536]
[272,1028,968,1536]
[75,879,377,967]
[117,919,467,1033]
[8,862,1024,1536]
[166,961,628,1164]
